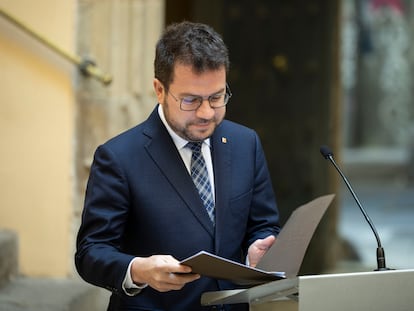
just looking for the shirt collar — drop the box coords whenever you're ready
[157,104,211,150]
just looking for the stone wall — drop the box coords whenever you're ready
[73,0,164,274]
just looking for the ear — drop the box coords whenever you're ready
[153,78,165,104]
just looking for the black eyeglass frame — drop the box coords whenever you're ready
[167,84,232,111]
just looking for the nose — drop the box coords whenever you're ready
[196,98,215,119]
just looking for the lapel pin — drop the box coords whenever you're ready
[221,137,227,144]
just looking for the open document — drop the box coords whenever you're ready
[180,194,335,286]
[180,250,285,286]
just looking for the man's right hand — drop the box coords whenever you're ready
[131,255,200,292]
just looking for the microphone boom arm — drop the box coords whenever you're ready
[320,146,389,271]
[327,154,382,248]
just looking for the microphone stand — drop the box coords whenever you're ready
[321,146,391,271]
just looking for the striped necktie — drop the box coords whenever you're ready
[186,141,215,224]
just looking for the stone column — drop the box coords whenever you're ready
[72,0,164,274]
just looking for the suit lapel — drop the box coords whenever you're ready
[211,130,232,253]
[142,108,215,237]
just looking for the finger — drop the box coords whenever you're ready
[171,263,193,274]
[256,235,276,250]
[173,272,201,282]
[263,235,276,245]
[168,270,200,283]
[149,273,183,292]
[155,272,200,292]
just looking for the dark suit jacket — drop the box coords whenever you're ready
[75,105,280,311]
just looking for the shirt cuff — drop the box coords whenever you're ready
[122,257,148,296]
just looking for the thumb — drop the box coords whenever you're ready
[259,235,276,250]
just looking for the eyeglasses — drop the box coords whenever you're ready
[167,84,232,111]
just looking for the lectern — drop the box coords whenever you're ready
[201,269,414,311]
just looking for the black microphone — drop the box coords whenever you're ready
[320,145,390,271]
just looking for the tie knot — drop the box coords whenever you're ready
[186,141,203,154]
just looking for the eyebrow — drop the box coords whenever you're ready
[179,87,226,98]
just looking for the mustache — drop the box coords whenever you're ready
[190,118,213,124]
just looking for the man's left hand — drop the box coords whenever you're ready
[247,235,276,268]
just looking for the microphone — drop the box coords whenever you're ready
[320,145,390,271]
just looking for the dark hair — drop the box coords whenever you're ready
[154,21,229,89]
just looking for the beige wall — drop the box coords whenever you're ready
[0,1,76,276]
[0,0,164,278]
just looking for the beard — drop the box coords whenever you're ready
[162,98,225,142]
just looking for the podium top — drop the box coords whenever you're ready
[201,269,414,309]
[201,277,298,306]
[299,268,414,311]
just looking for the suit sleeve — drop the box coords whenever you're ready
[75,144,135,295]
[244,131,280,250]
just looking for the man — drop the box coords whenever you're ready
[75,21,280,311]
